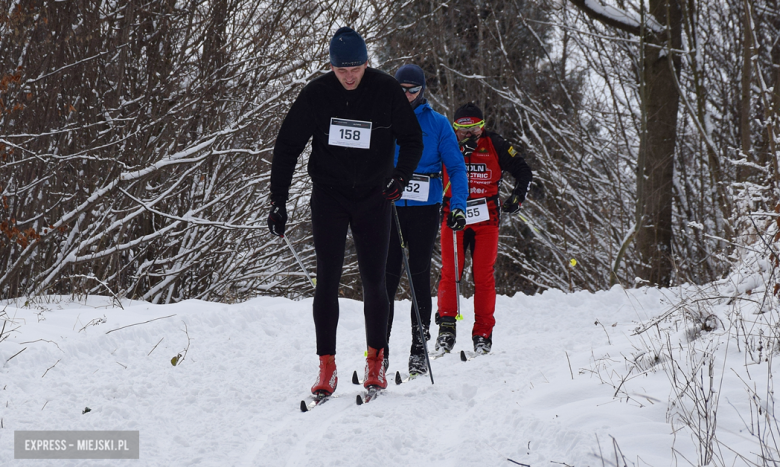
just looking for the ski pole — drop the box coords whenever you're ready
[282,235,316,290]
[391,203,434,385]
[452,229,463,321]
[443,180,463,321]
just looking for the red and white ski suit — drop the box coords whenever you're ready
[437,131,532,338]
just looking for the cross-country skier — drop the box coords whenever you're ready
[267,27,423,396]
[384,64,468,376]
[436,102,533,355]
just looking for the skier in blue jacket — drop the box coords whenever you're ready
[385,64,469,375]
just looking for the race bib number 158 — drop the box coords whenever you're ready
[328,118,372,149]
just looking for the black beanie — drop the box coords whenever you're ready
[395,64,427,109]
[454,102,484,121]
[394,64,426,88]
[329,27,368,67]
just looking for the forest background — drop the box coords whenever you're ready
[1,0,779,305]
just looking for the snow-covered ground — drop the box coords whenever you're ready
[0,285,776,466]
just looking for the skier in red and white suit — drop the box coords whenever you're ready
[436,102,533,355]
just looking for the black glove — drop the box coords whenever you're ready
[460,136,478,157]
[267,202,287,237]
[382,176,406,201]
[501,193,522,214]
[447,208,467,231]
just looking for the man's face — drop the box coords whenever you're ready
[455,125,483,141]
[401,84,422,104]
[331,63,368,90]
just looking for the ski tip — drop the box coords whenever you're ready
[395,371,402,385]
[300,400,309,412]
[355,394,364,405]
[460,350,467,361]
[352,370,360,385]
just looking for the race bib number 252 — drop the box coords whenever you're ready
[401,174,430,202]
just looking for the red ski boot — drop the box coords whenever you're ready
[311,355,337,396]
[363,347,387,389]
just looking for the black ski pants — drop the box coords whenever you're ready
[310,183,391,356]
[385,203,441,355]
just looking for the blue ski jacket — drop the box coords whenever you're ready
[394,101,468,211]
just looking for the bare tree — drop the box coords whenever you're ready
[0,0,400,302]
[565,0,682,286]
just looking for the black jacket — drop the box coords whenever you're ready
[270,68,423,202]
[485,131,533,202]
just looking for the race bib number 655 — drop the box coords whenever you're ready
[328,118,372,149]
[465,198,490,225]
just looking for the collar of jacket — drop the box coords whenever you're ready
[413,100,432,115]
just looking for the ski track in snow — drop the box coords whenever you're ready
[0,286,764,465]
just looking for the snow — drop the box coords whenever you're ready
[0,285,777,466]
[581,0,664,34]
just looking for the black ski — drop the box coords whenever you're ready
[429,348,450,360]
[394,370,423,385]
[460,350,490,361]
[356,386,383,405]
[300,393,332,412]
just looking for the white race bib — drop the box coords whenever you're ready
[328,118,372,149]
[401,174,431,201]
[465,198,490,225]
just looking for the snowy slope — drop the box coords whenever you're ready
[0,286,775,466]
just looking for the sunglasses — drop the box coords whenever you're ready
[401,85,422,94]
[453,120,485,131]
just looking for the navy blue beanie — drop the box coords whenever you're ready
[329,27,368,67]
[394,64,426,88]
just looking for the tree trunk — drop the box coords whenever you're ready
[634,0,682,286]
[569,0,682,286]
[770,3,780,186]
[737,0,753,181]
